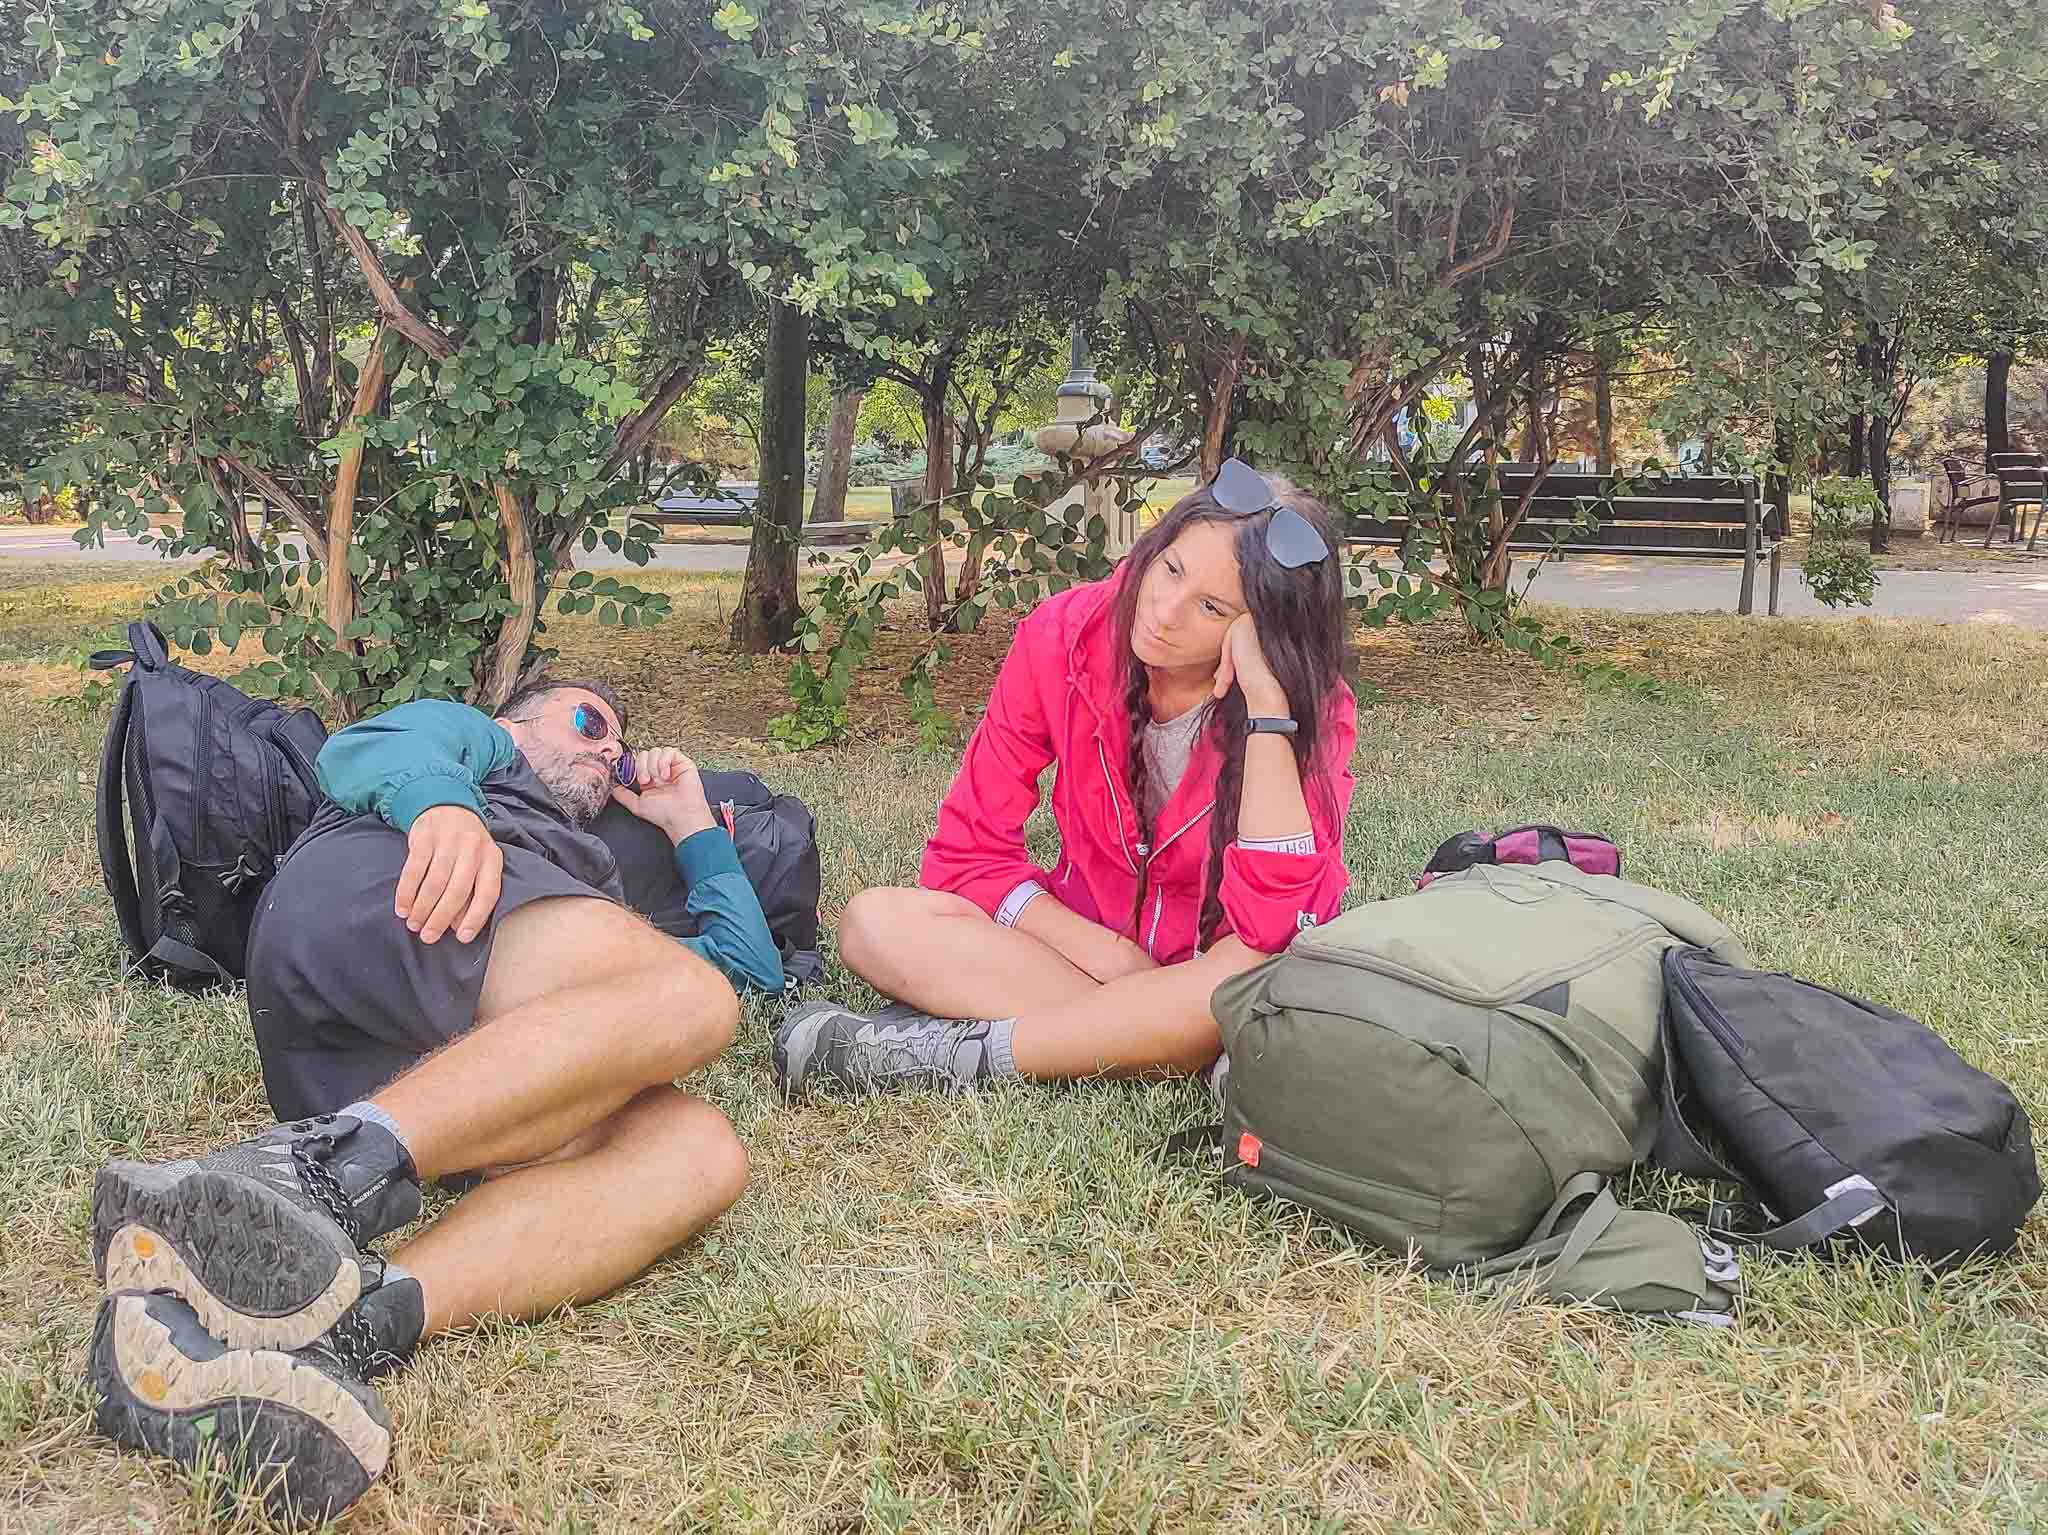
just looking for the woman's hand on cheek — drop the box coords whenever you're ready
[1215,612,1287,714]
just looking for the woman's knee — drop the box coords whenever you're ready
[837,885,982,978]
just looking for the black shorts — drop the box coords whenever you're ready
[246,815,610,1122]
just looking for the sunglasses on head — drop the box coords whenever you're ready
[1210,458,1331,569]
[570,702,641,789]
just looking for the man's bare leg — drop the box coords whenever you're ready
[96,895,742,1349]
[392,1085,746,1335]
[377,895,739,1178]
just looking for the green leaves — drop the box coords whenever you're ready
[712,4,759,41]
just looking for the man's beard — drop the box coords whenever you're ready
[527,745,611,825]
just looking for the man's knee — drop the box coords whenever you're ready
[620,1087,748,1220]
[645,942,739,1062]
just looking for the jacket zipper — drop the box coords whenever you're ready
[1288,923,1666,1008]
[1095,738,1138,874]
[1667,953,1746,1055]
[1148,889,1164,953]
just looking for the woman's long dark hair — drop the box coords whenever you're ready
[1111,476,1347,949]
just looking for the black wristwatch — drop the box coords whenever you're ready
[1246,715,1298,736]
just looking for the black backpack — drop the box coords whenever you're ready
[588,768,823,987]
[1654,946,2040,1267]
[91,622,329,989]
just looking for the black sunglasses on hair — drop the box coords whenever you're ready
[1211,458,1331,569]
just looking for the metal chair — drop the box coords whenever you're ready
[1939,456,2003,545]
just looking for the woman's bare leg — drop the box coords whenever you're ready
[834,886,1266,1079]
[1007,937,1264,1078]
[837,886,1101,1017]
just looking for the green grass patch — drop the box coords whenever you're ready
[1,564,2044,1531]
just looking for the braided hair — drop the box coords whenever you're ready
[1111,477,1347,950]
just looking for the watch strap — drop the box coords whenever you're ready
[1246,715,1298,736]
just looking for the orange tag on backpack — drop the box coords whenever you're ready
[1237,1132,1262,1168]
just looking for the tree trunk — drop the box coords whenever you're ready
[1846,413,1866,478]
[1199,335,1246,480]
[731,299,810,652]
[1986,351,2013,459]
[1866,411,1892,555]
[475,484,539,711]
[1594,352,1614,473]
[23,489,58,524]
[920,389,955,630]
[810,386,864,523]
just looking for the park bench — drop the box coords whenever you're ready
[1344,468,1789,616]
[637,483,873,546]
[1990,451,2047,551]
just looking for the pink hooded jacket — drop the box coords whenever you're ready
[919,573,1358,963]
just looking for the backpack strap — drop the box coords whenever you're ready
[94,670,148,963]
[1651,1008,1746,1183]
[1692,1181,1890,1254]
[130,933,235,989]
[1157,1122,1225,1163]
[125,620,170,671]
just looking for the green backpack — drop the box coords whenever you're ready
[1201,862,1749,1322]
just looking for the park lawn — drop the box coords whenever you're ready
[1,560,2045,1533]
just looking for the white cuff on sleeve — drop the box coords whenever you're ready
[1236,831,1317,856]
[995,879,1048,928]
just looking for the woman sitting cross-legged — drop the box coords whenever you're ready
[773,460,1358,1097]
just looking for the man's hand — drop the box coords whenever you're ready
[613,747,717,845]
[397,804,503,944]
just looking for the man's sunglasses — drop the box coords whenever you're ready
[569,703,640,788]
[1211,457,1331,569]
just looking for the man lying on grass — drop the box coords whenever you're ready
[776,461,1358,1098]
[86,679,777,1524]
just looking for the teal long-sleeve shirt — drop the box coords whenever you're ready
[314,699,784,993]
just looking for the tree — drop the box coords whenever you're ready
[0,0,967,712]
[809,385,865,523]
[731,300,808,650]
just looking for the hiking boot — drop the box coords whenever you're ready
[94,1113,421,1353]
[313,1257,427,1383]
[773,1000,999,1099]
[91,1289,393,1527]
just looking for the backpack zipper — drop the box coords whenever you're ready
[1287,922,1665,1008]
[1667,953,1748,1056]
[191,686,216,863]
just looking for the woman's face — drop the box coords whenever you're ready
[1131,519,1247,671]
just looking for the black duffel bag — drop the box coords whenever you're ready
[589,769,822,987]
[1653,946,2039,1268]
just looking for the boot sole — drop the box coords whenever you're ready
[91,1293,390,1527]
[94,1161,361,1352]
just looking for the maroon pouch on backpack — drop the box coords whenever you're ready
[1417,824,1621,888]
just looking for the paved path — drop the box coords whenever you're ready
[10,525,2048,626]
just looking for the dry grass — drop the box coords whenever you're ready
[1,561,2045,1533]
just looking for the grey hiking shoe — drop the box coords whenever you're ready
[774,1000,1000,1099]
[94,1113,421,1354]
[91,1289,393,1527]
